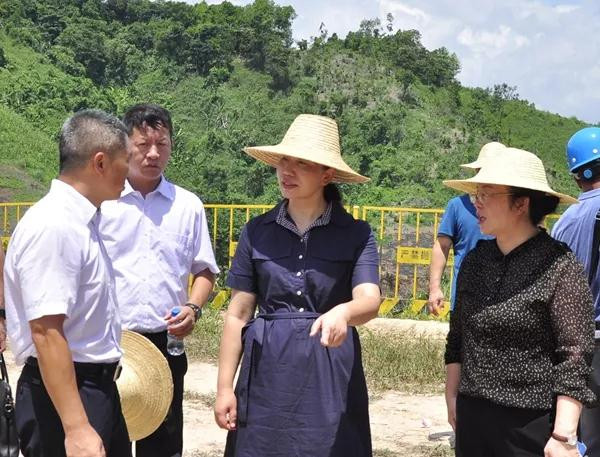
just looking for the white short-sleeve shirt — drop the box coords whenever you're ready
[4,180,122,365]
[100,177,219,333]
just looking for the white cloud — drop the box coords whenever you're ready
[554,4,581,14]
[457,25,530,57]
[380,1,429,23]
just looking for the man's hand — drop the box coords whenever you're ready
[164,306,195,338]
[428,235,452,316]
[309,305,350,348]
[64,423,105,457]
[427,288,445,316]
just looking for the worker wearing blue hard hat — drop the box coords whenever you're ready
[566,127,600,177]
[552,126,600,457]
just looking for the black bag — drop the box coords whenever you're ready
[0,353,18,457]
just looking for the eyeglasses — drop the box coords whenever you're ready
[469,190,513,204]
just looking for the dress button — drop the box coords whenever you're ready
[296,290,302,296]
[296,271,302,277]
[298,254,303,259]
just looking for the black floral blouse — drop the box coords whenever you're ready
[445,230,596,409]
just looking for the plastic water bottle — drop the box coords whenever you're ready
[166,307,185,356]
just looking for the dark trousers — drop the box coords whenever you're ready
[455,394,552,457]
[136,331,188,457]
[14,360,131,457]
[580,339,600,456]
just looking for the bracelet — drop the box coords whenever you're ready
[551,432,577,446]
[185,303,202,321]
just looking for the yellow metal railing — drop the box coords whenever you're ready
[0,202,562,319]
[361,206,453,317]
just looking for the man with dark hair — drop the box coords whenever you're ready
[552,127,600,456]
[100,103,218,456]
[4,109,132,457]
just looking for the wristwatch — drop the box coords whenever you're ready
[185,302,202,321]
[551,431,577,446]
[0,309,5,319]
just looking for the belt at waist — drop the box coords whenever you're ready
[256,311,321,320]
[25,356,122,383]
[237,311,322,425]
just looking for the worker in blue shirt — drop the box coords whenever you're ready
[428,142,504,315]
[552,127,600,457]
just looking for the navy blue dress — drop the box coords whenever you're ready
[224,200,379,457]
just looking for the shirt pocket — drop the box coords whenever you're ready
[251,245,293,294]
[251,245,293,266]
[309,245,354,282]
[155,231,193,280]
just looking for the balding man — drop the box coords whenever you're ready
[4,110,132,457]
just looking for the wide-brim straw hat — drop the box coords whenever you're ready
[444,147,577,204]
[116,330,174,442]
[461,141,507,169]
[244,114,369,183]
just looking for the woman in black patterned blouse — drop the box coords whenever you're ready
[443,147,595,457]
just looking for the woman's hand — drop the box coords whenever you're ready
[309,305,350,347]
[544,437,581,457]
[445,394,457,431]
[214,388,237,431]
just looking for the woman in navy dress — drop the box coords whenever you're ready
[214,114,381,457]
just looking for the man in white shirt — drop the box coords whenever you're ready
[4,110,132,457]
[100,104,218,457]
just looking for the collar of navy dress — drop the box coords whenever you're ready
[262,199,353,228]
[275,199,333,241]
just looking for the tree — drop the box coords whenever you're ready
[358,18,382,37]
[55,19,108,84]
[386,13,394,33]
[491,83,519,101]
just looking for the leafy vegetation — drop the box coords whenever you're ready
[0,0,588,205]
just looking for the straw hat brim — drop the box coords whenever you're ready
[244,145,369,184]
[443,176,578,204]
[460,160,483,170]
[116,330,174,442]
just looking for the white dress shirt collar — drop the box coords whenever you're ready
[122,176,175,201]
[50,179,98,225]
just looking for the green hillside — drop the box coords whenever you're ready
[0,0,589,205]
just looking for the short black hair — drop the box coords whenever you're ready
[59,109,129,173]
[509,187,559,225]
[122,103,173,138]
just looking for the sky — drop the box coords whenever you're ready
[186,0,600,124]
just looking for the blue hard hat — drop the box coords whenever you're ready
[567,127,600,173]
